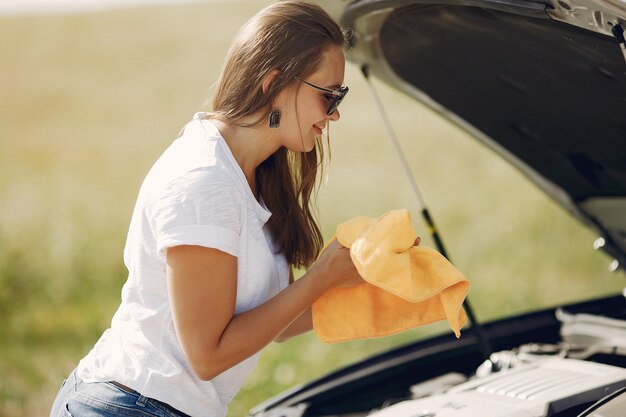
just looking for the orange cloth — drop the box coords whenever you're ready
[312,209,469,343]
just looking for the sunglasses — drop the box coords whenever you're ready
[295,77,349,116]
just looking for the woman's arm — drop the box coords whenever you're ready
[274,269,312,342]
[166,240,358,381]
[273,308,312,342]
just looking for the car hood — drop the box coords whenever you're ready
[318,0,626,268]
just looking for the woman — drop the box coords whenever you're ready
[49,1,362,416]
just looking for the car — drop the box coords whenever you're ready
[247,0,626,416]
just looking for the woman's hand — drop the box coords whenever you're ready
[312,236,422,290]
[313,240,363,289]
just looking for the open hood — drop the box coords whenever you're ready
[247,3,626,416]
[320,0,626,268]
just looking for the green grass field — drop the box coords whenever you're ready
[1,2,624,416]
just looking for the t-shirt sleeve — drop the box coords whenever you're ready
[153,168,243,259]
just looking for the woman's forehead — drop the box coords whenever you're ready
[309,47,346,88]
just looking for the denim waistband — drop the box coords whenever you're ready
[68,369,192,417]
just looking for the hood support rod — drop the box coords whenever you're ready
[360,64,493,361]
[612,24,626,65]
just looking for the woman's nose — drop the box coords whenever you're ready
[328,109,340,122]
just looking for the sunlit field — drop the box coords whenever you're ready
[1,2,624,416]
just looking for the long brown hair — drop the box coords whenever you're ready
[206,1,346,268]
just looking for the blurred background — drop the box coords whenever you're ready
[1,1,624,416]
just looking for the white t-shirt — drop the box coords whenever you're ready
[77,113,290,417]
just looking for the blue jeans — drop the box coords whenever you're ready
[50,369,191,417]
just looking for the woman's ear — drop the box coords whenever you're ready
[262,69,280,94]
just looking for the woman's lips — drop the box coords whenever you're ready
[313,125,323,135]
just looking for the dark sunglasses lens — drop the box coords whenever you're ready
[327,99,339,115]
[327,88,348,115]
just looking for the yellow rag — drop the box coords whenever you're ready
[312,209,469,343]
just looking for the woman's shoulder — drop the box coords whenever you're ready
[146,118,240,186]
[149,166,245,231]
[139,114,251,216]
[165,165,240,196]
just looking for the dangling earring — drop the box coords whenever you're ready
[268,110,281,128]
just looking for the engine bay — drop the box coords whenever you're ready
[365,308,626,417]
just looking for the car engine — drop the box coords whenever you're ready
[366,309,626,417]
